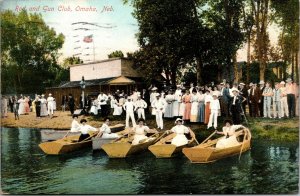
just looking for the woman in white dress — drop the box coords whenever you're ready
[131,118,151,145]
[89,98,99,115]
[97,118,119,139]
[164,91,174,118]
[111,96,122,116]
[18,96,25,115]
[168,118,190,146]
[173,85,182,117]
[215,119,245,149]
[190,90,199,122]
[70,115,81,132]
[179,91,186,117]
[40,94,48,117]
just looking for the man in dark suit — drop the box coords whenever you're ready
[249,83,261,117]
[229,88,243,124]
[68,94,75,115]
[259,80,265,117]
[238,83,248,115]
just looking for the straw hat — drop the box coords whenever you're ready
[286,78,292,83]
[239,82,245,86]
[259,80,265,85]
[152,87,158,91]
[231,87,239,92]
[280,81,285,84]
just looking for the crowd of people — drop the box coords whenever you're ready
[1,78,298,131]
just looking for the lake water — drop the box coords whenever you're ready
[1,127,299,194]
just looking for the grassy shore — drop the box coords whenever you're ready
[1,111,298,142]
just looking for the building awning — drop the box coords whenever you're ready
[100,76,135,85]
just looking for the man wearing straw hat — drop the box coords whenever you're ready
[279,81,289,118]
[230,87,242,124]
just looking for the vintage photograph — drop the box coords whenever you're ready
[0,0,299,194]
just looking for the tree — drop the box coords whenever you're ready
[108,50,124,58]
[251,0,271,81]
[271,0,299,82]
[1,10,65,94]
[63,56,83,67]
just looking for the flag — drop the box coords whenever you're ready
[83,35,93,43]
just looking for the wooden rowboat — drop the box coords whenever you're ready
[39,132,97,155]
[182,128,251,163]
[40,124,125,141]
[92,129,130,151]
[101,130,161,158]
[148,130,197,158]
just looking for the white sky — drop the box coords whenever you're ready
[2,0,280,63]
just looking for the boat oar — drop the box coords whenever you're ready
[155,130,169,142]
[80,131,99,142]
[200,130,217,145]
[238,129,247,161]
[188,128,199,145]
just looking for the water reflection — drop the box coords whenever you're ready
[1,127,298,194]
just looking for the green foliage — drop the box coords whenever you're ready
[108,50,124,58]
[1,10,65,94]
[63,56,83,67]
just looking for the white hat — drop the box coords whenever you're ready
[231,87,239,92]
[220,82,224,85]
[259,80,265,85]
[175,118,183,123]
[49,93,52,96]
[155,93,160,97]
[249,82,253,86]
[280,81,285,84]
[286,78,292,82]
[239,82,245,86]
[176,85,181,87]
[152,87,158,91]
[212,92,218,97]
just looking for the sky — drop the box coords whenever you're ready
[1,0,280,63]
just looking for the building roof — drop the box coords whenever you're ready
[47,76,142,89]
[69,57,128,67]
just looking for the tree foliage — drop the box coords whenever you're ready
[1,10,65,94]
[108,50,124,58]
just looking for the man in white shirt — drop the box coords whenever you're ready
[207,93,220,129]
[151,94,167,129]
[135,95,147,120]
[47,93,55,118]
[123,98,136,128]
[98,92,108,117]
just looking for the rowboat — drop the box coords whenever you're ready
[39,131,98,155]
[92,129,130,151]
[101,130,161,158]
[182,128,251,163]
[40,124,125,141]
[148,130,197,158]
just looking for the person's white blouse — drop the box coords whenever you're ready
[80,124,97,134]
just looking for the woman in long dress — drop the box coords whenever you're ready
[18,96,25,115]
[182,90,192,121]
[168,118,190,146]
[131,118,151,145]
[190,90,199,122]
[164,91,174,118]
[24,96,30,114]
[204,90,213,124]
[197,90,205,123]
[40,94,48,117]
[89,98,98,115]
[97,118,119,139]
[173,86,182,117]
[111,96,122,116]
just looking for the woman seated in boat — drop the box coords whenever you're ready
[131,118,152,145]
[70,115,81,132]
[167,118,190,147]
[96,117,120,139]
[78,119,98,142]
[215,119,246,149]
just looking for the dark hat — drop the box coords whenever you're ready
[80,119,87,123]
[137,118,145,123]
[224,119,233,125]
